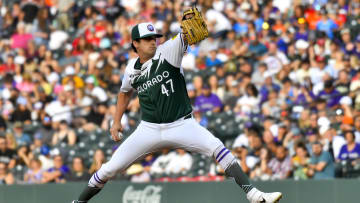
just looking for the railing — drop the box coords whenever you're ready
[0,179,359,203]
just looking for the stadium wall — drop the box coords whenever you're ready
[0,179,358,203]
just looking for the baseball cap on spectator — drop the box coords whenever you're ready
[34,101,43,110]
[318,117,330,128]
[238,12,247,20]
[356,35,360,43]
[290,127,300,136]
[340,96,352,106]
[324,79,333,89]
[96,60,105,69]
[89,52,100,61]
[306,129,317,136]
[100,38,111,49]
[312,140,322,146]
[49,31,69,50]
[295,39,309,50]
[298,18,306,25]
[63,85,73,91]
[287,26,296,34]
[342,54,350,61]
[40,145,50,156]
[319,125,329,135]
[263,71,273,79]
[280,110,289,118]
[268,30,278,38]
[154,20,165,31]
[112,68,121,75]
[14,55,26,65]
[95,15,106,22]
[186,83,195,91]
[231,80,238,87]
[13,121,23,129]
[47,73,60,83]
[202,83,210,89]
[340,28,350,35]
[16,96,27,106]
[335,108,344,116]
[278,122,287,129]
[193,106,201,113]
[316,55,326,63]
[262,22,270,30]
[131,22,163,41]
[65,44,73,51]
[126,163,144,175]
[244,121,253,129]
[85,76,95,84]
[317,39,325,46]
[34,132,43,140]
[319,7,327,15]
[240,2,251,10]
[65,66,75,76]
[94,1,107,9]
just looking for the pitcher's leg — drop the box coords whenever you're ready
[75,123,160,202]
[165,119,253,193]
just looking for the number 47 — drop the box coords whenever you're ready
[161,79,175,96]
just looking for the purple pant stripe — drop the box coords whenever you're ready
[93,174,102,184]
[95,172,105,184]
[215,147,227,161]
[218,150,231,163]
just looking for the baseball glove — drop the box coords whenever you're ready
[181,7,209,45]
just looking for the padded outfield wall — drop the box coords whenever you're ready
[0,179,358,203]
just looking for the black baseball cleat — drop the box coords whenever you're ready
[72,201,87,203]
[247,188,282,203]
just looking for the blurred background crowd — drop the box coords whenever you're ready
[1,0,360,185]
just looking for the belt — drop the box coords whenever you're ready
[184,113,193,120]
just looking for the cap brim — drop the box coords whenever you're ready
[137,33,163,39]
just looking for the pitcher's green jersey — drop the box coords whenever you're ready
[120,33,192,123]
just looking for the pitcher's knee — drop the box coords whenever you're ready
[101,163,119,178]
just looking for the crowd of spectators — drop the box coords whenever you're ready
[1,0,360,185]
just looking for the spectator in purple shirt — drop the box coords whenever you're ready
[194,84,222,113]
[259,75,281,104]
[354,35,360,58]
[42,155,70,183]
[317,79,342,108]
[338,131,360,163]
[294,18,309,41]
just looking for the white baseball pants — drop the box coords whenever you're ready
[89,117,229,187]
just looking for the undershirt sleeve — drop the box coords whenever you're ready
[157,33,188,68]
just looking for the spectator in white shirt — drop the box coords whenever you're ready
[150,149,176,175]
[85,77,108,103]
[45,91,72,125]
[165,149,192,175]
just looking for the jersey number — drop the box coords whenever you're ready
[161,79,175,96]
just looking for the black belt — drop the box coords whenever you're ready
[184,113,193,120]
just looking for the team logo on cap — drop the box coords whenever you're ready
[147,24,154,31]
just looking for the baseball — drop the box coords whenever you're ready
[117,132,123,140]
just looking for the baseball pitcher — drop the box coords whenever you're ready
[72,8,282,203]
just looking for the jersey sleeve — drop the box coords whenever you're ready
[119,60,136,93]
[157,33,188,68]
